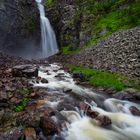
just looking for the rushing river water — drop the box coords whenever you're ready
[31,63,140,140]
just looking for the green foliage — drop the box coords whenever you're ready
[60,45,80,55]
[70,66,140,91]
[79,0,140,51]
[45,0,53,7]
[14,98,29,112]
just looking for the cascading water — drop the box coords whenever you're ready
[31,63,140,140]
[36,0,59,58]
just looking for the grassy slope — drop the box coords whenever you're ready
[61,0,140,54]
[70,66,140,91]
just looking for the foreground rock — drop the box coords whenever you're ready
[12,65,38,78]
[129,106,140,116]
[40,114,59,136]
[24,127,36,140]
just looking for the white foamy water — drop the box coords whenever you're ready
[36,0,59,58]
[32,63,140,140]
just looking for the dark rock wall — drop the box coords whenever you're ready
[46,0,91,49]
[0,0,40,56]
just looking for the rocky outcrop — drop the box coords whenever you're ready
[46,0,91,49]
[0,0,40,56]
[12,65,38,78]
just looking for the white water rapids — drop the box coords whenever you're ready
[36,0,58,58]
[31,63,140,140]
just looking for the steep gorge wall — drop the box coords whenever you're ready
[0,0,40,56]
[46,0,92,49]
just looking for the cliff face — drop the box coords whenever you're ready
[46,0,140,52]
[0,0,40,56]
[46,0,92,49]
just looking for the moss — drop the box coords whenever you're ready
[70,66,140,91]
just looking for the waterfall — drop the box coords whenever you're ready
[36,0,59,58]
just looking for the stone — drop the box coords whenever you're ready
[80,102,91,111]
[87,110,99,119]
[12,65,38,78]
[129,106,140,116]
[95,115,112,127]
[63,88,72,93]
[80,102,99,118]
[40,115,59,136]
[24,127,36,140]
[41,78,48,83]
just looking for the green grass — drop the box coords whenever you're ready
[45,0,53,7]
[60,45,80,55]
[67,0,140,54]
[14,98,29,112]
[70,66,140,91]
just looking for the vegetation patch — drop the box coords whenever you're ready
[45,0,54,7]
[60,45,80,55]
[70,66,140,91]
[14,98,29,112]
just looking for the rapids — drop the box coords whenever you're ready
[31,63,140,140]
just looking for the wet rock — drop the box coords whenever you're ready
[12,65,38,78]
[95,115,112,127]
[41,78,48,83]
[114,89,139,101]
[63,88,72,93]
[24,127,36,140]
[80,102,99,118]
[40,114,59,136]
[80,102,91,111]
[129,106,140,116]
[87,110,99,119]
[72,73,86,82]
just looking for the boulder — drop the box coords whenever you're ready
[12,65,38,78]
[95,115,112,127]
[129,106,140,116]
[40,114,59,136]
[41,78,48,84]
[24,127,36,140]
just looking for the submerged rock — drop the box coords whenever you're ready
[94,115,112,127]
[12,65,38,78]
[129,106,140,116]
[41,78,48,83]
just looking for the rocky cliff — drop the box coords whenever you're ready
[0,0,40,57]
